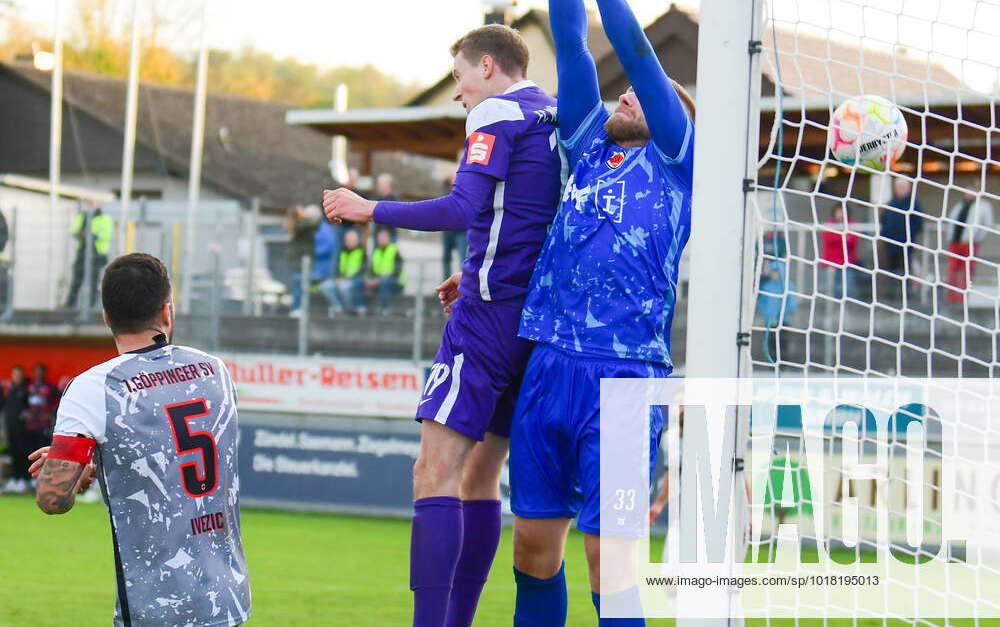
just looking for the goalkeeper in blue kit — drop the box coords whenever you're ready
[507,0,695,624]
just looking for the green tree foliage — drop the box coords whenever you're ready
[204,47,419,108]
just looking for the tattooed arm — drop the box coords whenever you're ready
[36,457,89,514]
[33,435,99,515]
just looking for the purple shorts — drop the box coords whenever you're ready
[415,296,533,441]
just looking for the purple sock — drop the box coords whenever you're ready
[445,499,502,627]
[411,497,464,627]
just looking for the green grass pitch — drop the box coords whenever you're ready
[0,494,620,626]
[0,495,991,626]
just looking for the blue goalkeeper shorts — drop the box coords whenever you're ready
[509,342,667,536]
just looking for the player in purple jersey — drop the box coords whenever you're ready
[323,25,562,627]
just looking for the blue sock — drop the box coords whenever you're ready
[593,588,646,626]
[513,562,567,627]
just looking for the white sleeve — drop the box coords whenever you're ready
[53,371,108,444]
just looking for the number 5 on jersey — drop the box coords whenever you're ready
[165,399,218,497]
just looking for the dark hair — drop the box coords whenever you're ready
[12,364,24,374]
[101,253,172,335]
[451,24,529,78]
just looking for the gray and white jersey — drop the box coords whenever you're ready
[54,343,251,627]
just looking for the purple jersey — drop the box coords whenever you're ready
[456,81,562,301]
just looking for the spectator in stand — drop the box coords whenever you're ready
[25,363,58,462]
[64,201,113,309]
[367,227,405,315]
[321,228,367,315]
[285,204,320,317]
[312,206,340,306]
[944,187,995,304]
[819,205,861,299]
[879,178,924,302]
[440,173,468,278]
[758,261,797,364]
[371,173,399,247]
[761,229,786,261]
[2,365,31,493]
[326,168,363,268]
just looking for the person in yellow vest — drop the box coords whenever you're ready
[319,228,366,315]
[366,227,405,315]
[64,203,113,309]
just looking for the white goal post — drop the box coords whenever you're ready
[681,0,1000,623]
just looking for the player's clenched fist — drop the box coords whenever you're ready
[322,187,377,225]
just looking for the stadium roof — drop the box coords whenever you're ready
[286,105,467,161]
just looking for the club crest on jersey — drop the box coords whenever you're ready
[466,133,496,165]
[606,151,626,169]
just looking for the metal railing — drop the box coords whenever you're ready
[282,254,440,363]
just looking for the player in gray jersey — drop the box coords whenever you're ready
[30,253,251,627]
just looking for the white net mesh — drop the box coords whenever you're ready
[744,0,1000,621]
[753,0,1000,378]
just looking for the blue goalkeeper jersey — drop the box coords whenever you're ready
[518,103,693,367]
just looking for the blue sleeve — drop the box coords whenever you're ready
[549,0,602,144]
[373,170,495,232]
[596,0,693,163]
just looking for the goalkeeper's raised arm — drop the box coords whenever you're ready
[595,0,693,161]
[548,0,602,142]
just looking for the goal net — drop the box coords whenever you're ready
[741,0,1000,621]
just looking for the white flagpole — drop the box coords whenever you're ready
[48,0,64,309]
[118,0,141,253]
[181,0,210,314]
[331,83,349,183]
